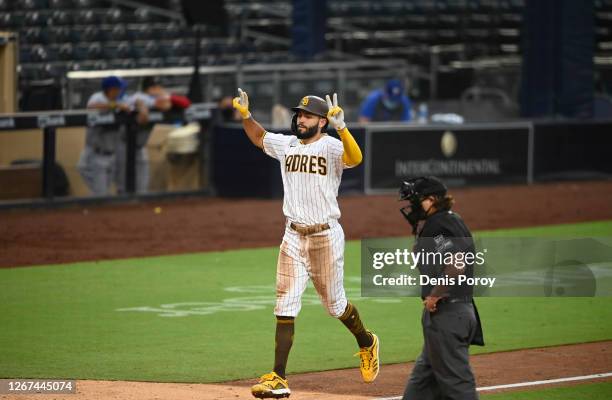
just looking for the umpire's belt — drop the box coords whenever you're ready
[290,222,330,236]
[439,296,472,304]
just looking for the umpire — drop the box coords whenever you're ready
[399,176,484,400]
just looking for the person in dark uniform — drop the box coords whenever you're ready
[398,176,484,400]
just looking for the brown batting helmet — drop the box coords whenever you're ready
[291,95,329,118]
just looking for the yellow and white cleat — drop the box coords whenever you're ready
[355,332,380,383]
[251,371,291,399]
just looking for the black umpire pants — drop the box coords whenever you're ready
[402,302,479,400]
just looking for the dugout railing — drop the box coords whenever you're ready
[0,103,216,208]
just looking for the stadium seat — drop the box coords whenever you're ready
[23,0,49,10]
[132,41,160,58]
[57,43,74,60]
[74,0,104,8]
[81,26,102,42]
[48,26,78,43]
[28,45,50,62]
[24,11,46,27]
[104,8,126,24]
[19,64,41,80]
[135,57,165,68]
[469,13,494,28]
[75,9,98,25]
[104,41,133,59]
[50,10,72,25]
[19,48,33,63]
[104,25,128,41]
[133,8,164,23]
[126,25,151,41]
[49,0,75,9]
[108,59,137,69]
[91,60,109,70]
[21,27,51,44]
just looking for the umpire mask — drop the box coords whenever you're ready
[399,176,447,234]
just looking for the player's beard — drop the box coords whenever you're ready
[296,124,319,139]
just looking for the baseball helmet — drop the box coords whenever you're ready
[399,176,447,202]
[291,95,329,134]
[399,176,448,234]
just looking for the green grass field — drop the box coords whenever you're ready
[0,220,611,384]
[482,382,612,399]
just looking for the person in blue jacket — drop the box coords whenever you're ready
[358,79,412,123]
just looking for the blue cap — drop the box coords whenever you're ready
[385,79,404,100]
[101,75,126,91]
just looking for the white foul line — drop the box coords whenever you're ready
[373,372,612,400]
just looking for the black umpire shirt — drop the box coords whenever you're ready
[415,209,475,299]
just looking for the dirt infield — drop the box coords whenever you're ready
[1,341,610,399]
[2,180,612,268]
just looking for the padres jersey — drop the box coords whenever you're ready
[263,131,351,225]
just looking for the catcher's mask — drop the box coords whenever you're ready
[399,176,447,234]
[291,95,329,138]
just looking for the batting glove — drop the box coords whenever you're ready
[232,88,250,119]
[325,93,346,131]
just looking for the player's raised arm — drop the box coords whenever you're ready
[232,88,265,149]
[326,93,363,167]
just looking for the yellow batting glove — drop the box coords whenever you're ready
[325,93,346,131]
[232,87,250,119]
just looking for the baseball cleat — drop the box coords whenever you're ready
[355,331,380,383]
[251,371,291,398]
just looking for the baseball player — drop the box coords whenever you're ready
[78,76,130,195]
[233,89,380,398]
[398,177,484,400]
[116,77,172,194]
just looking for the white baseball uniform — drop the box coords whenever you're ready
[263,131,354,318]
